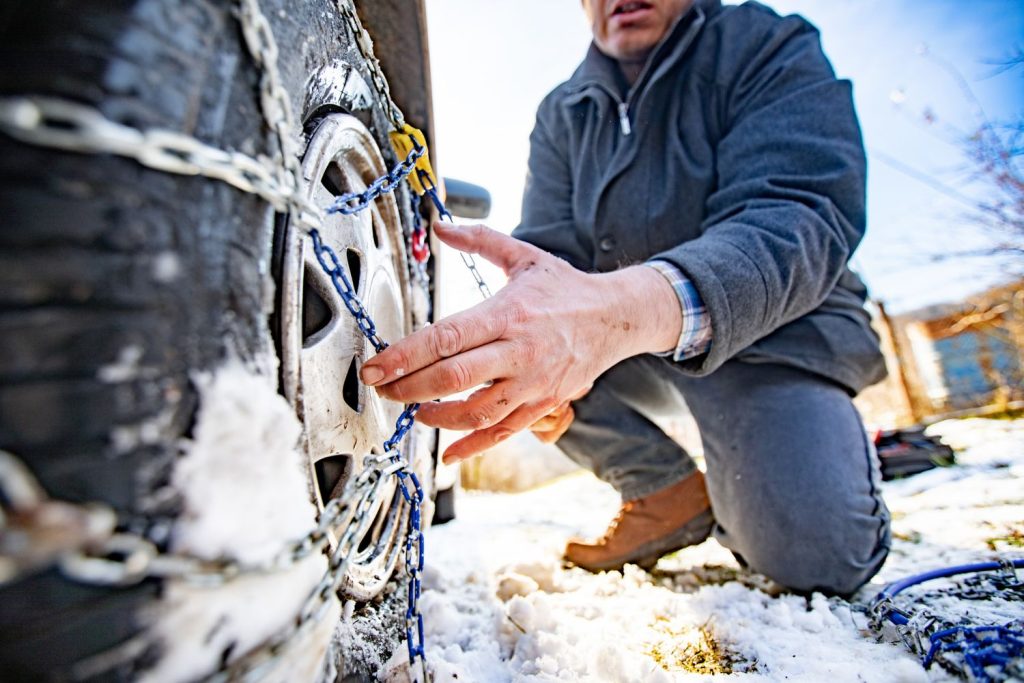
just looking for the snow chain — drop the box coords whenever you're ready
[0,0,496,680]
[867,560,1024,682]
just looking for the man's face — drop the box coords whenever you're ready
[582,0,694,63]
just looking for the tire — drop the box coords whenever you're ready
[0,1,434,679]
[432,486,457,526]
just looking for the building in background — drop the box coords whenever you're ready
[857,280,1024,427]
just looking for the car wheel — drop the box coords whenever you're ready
[277,111,433,600]
[0,0,434,679]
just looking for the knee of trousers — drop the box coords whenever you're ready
[720,508,891,596]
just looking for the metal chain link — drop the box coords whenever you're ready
[409,191,430,266]
[334,0,406,132]
[312,229,391,352]
[236,0,304,196]
[407,193,433,322]
[0,93,434,683]
[322,28,488,665]
[309,226,428,675]
[0,451,257,588]
[0,97,322,231]
[208,449,411,682]
[328,0,432,305]
[326,141,425,216]
[868,563,1024,682]
[418,169,493,299]
[332,0,490,302]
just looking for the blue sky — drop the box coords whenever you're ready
[425,0,1023,314]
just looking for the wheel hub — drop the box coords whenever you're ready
[277,113,414,599]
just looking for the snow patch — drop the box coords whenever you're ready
[97,344,145,382]
[169,360,313,565]
[418,418,1024,681]
[142,359,337,682]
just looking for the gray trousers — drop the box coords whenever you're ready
[556,355,891,595]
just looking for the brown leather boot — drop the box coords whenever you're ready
[565,470,714,572]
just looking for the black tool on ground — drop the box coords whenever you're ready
[874,427,956,480]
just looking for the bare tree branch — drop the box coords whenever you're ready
[881,47,1023,274]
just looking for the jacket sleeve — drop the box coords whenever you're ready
[652,12,867,374]
[511,89,590,270]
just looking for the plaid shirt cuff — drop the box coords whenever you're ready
[645,260,713,361]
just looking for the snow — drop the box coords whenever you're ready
[143,359,338,683]
[132,364,1021,682]
[168,360,315,565]
[97,344,145,383]
[413,418,1024,682]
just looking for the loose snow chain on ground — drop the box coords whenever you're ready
[0,1,453,679]
[867,560,1024,682]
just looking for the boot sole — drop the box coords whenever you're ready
[569,509,715,572]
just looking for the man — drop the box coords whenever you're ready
[361,0,891,595]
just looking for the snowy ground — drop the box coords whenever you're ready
[384,418,1024,682]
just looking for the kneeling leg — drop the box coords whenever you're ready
[678,361,890,595]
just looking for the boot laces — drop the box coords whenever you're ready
[598,501,635,543]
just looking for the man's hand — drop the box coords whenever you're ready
[529,384,592,443]
[360,221,683,463]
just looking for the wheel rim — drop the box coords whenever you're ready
[278,113,413,599]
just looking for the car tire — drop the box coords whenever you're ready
[0,1,433,679]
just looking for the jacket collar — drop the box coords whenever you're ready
[568,0,719,100]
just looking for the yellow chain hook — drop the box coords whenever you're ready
[389,123,439,197]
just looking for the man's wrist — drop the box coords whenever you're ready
[645,260,713,361]
[599,265,684,358]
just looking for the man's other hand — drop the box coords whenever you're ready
[530,384,592,443]
[359,221,682,463]
[529,402,574,443]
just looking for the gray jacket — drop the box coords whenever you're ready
[512,0,886,393]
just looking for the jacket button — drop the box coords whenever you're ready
[599,236,616,252]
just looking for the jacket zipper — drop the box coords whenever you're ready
[617,102,632,136]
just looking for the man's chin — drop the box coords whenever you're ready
[605,42,657,65]
[602,30,662,63]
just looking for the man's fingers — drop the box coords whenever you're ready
[529,401,570,431]
[374,342,516,403]
[534,406,574,444]
[360,301,505,387]
[433,221,543,276]
[414,381,524,431]
[442,402,554,463]
[530,413,560,432]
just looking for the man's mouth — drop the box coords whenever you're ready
[610,1,653,19]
